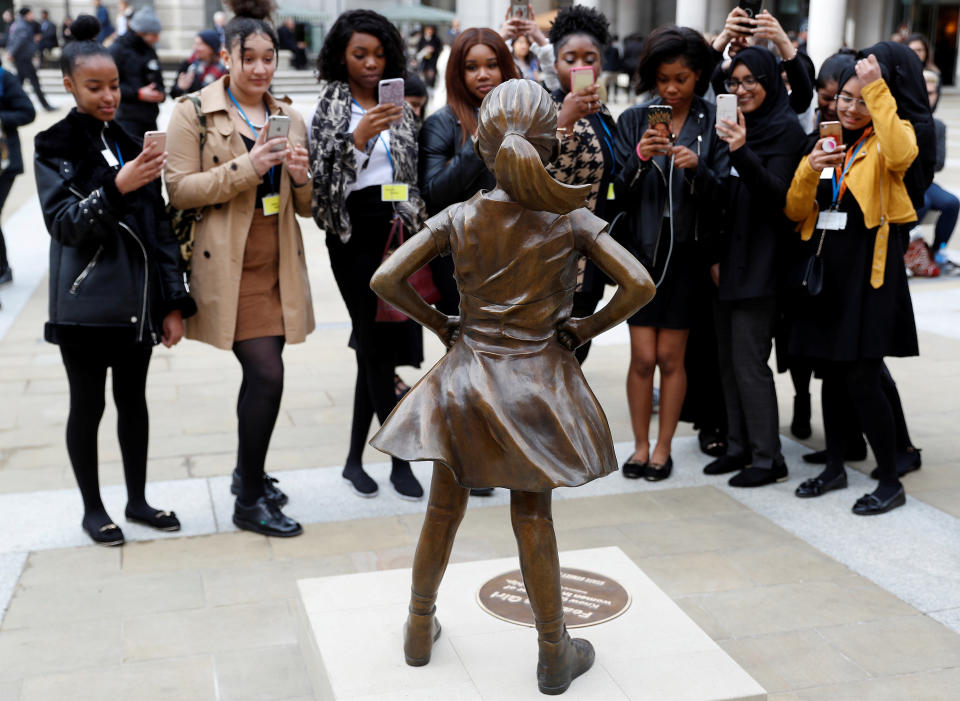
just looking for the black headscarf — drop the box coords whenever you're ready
[730,46,806,158]
[839,41,934,209]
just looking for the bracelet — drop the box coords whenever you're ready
[636,142,649,161]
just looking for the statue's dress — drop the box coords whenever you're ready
[371,191,618,492]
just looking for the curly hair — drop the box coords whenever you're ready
[636,25,714,96]
[60,14,113,76]
[223,0,278,55]
[548,5,611,56]
[317,10,407,83]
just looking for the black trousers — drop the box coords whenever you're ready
[14,57,51,109]
[715,296,782,468]
[0,172,16,271]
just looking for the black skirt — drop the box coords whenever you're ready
[325,186,423,368]
[628,238,695,330]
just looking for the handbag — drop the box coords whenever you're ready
[165,95,207,275]
[791,227,826,297]
[375,215,441,322]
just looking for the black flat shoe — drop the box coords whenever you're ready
[230,468,289,507]
[644,456,673,481]
[622,456,647,479]
[343,464,378,498]
[83,521,124,546]
[698,429,727,458]
[703,452,749,475]
[125,508,181,531]
[469,487,495,496]
[795,471,847,498]
[233,496,303,537]
[870,447,922,479]
[390,464,424,501]
[852,487,906,516]
[729,461,788,488]
[802,443,868,464]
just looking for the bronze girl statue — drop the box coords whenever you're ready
[370,79,655,695]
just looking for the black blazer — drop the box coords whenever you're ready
[0,68,36,176]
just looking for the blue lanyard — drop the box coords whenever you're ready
[831,138,867,207]
[227,87,276,189]
[114,143,124,167]
[596,116,616,171]
[351,99,395,172]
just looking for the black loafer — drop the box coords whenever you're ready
[729,461,788,488]
[622,457,647,479]
[343,464,379,497]
[125,507,181,531]
[644,456,673,482]
[230,468,289,507]
[795,471,847,498]
[703,453,749,475]
[852,487,906,516]
[870,447,922,479]
[469,487,495,496]
[83,521,125,547]
[233,496,303,537]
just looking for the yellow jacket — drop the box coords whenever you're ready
[784,79,918,287]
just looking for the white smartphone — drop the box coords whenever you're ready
[142,130,166,152]
[266,115,291,140]
[716,94,738,129]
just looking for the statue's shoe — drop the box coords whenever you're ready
[537,633,595,695]
[403,607,441,666]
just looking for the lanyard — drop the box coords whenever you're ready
[831,128,872,207]
[227,87,276,189]
[596,115,616,171]
[351,99,395,171]
[114,143,124,167]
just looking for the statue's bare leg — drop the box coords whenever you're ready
[510,489,595,695]
[404,462,469,666]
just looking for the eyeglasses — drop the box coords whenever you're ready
[835,94,871,114]
[724,75,764,92]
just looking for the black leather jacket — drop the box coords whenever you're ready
[109,32,165,133]
[0,67,35,176]
[34,109,195,345]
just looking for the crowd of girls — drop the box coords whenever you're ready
[38,3,933,545]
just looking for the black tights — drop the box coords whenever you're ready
[60,344,155,529]
[233,336,285,505]
[347,350,409,474]
[822,359,902,492]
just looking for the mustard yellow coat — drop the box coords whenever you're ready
[164,77,316,350]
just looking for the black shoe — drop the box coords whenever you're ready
[230,468,289,506]
[729,461,788,487]
[0,266,11,286]
[124,507,181,531]
[790,393,812,439]
[343,464,379,497]
[469,487,495,496]
[703,452,749,475]
[802,442,868,464]
[852,487,906,516]
[390,463,424,501]
[698,429,727,457]
[644,455,673,482]
[870,447,922,479]
[795,471,848,498]
[622,456,647,479]
[233,496,302,537]
[82,520,125,546]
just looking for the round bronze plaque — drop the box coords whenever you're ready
[477,567,631,628]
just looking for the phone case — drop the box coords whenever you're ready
[378,78,405,108]
[716,95,738,126]
[511,3,529,19]
[647,105,673,141]
[738,0,762,18]
[571,67,594,92]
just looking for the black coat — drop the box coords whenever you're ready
[34,109,195,345]
[0,67,36,176]
[418,105,495,216]
[613,96,729,268]
[109,32,165,133]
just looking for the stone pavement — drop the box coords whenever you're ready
[0,93,959,699]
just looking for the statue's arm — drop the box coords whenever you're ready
[558,231,655,350]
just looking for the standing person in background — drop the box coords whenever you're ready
[35,15,195,545]
[6,8,55,112]
[311,9,426,501]
[110,7,164,137]
[707,46,806,487]
[213,11,227,47]
[500,5,559,93]
[615,26,726,482]
[115,0,132,38]
[0,10,14,48]
[165,0,315,537]
[170,30,226,98]
[93,0,113,44]
[908,34,940,75]
[417,24,443,88]
[278,18,308,70]
[0,54,36,295]
[511,34,539,81]
[38,10,58,61]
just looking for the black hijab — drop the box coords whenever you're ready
[730,47,806,158]
[842,41,934,208]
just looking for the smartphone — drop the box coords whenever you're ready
[738,0,762,19]
[570,66,594,92]
[142,130,166,152]
[511,1,529,19]
[716,94,738,129]
[266,115,291,140]
[819,121,842,153]
[378,77,405,124]
[647,104,673,143]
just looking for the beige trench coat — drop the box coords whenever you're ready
[165,76,315,350]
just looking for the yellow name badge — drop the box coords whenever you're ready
[261,194,280,215]
[607,183,616,200]
[381,183,410,202]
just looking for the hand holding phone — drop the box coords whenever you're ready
[818,121,842,153]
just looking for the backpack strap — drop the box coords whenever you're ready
[186,94,207,151]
